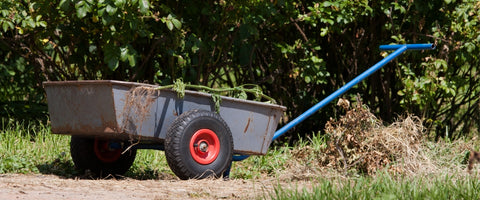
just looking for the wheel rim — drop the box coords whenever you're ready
[189,129,220,165]
[94,139,123,163]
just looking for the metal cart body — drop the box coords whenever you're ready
[44,80,286,155]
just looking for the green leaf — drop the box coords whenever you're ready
[107,59,119,71]
[191,45,199,53]
[37,21,47,28]
[17,64,25,72]
[26,17,36,28]
[139,0,149,14]
[120,46,128,62]
[166,20,173,31]
[59,0,71,11]
[6,70,15,76]
[75,1,91,19]
[171,18,182,29]
[320,27,328,36]
[97,7,105,16]
[2,23,7,32]
[305,76,311,83]
[127,54,136,67]
[104,43,120,71]
[2,21,13,32]
[106,4,117,15]
[120,45,137,67]
[114,0,126,7]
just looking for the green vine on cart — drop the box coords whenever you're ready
[155,79,276,113]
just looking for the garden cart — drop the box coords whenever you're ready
[44,43,435,179]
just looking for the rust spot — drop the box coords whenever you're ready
[100,115,121,133]
[104,127,115,133]
[244,118,252,133]
[261,115,272,153]
[264,116,271,136]
[51,123,73,134]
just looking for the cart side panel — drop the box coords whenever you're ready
[219,100,283,155]
[45,83,120,136]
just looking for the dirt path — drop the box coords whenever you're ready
[0,174,308,199]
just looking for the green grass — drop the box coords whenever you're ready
[230,133,327,179]
[126,149,173,179]
[231,145,293,179]
[0,120,173,178]
[269,173,480,199]
[0,121,73,175]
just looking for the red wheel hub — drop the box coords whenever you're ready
[189,129,220,165]
[94,139,122,163]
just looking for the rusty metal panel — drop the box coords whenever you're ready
[44,81,119,136]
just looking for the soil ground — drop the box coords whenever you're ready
[0,174,311,200]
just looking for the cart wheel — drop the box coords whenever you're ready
[165,109,233,180]
[70,136,137,177]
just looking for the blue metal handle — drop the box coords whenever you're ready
[233,43,435,161]
[379,43,435,50]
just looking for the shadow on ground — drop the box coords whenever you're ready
[36,154,176,180]
[36,154,79,178]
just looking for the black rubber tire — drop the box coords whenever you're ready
[165,109,233,180]
[70,136,137,177]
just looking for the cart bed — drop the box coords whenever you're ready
[44,80,286,155]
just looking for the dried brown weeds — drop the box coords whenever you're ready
[121,86,159,137]
[283,96,433,179]
[322,97,428,175]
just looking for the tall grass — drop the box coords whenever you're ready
[0,121,73,175]
[269,172,480,199]
[0,120,173,178]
